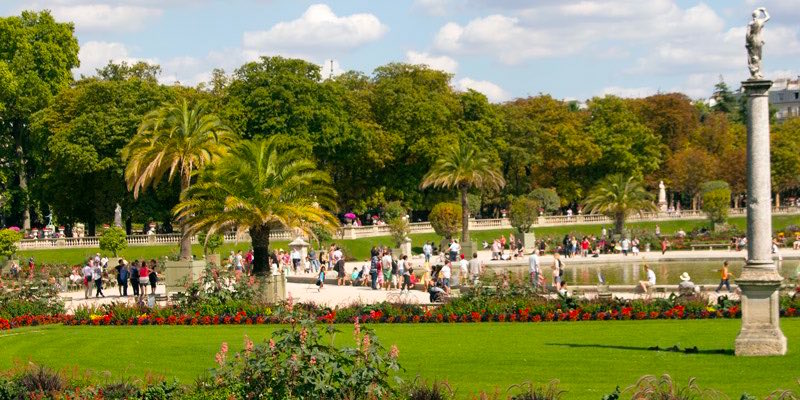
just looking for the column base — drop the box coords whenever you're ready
[734,264,787,356]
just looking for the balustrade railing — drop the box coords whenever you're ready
[17,207,799,249]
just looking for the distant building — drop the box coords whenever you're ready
[769,77,800,122]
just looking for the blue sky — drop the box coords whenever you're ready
[4,0,799,102]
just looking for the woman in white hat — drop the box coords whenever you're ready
[678,272,695,293]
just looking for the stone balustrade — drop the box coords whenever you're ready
[16,207,800,250]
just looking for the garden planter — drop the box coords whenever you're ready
[164,260,206,294]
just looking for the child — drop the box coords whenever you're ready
[316,266,326,292]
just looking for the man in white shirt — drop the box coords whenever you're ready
[82,260,94,299]
[639,265,656,293]
[458,254,469,285]
[620,238,630,256]
[529,251,541,289]
[422,242,432,263]
[448,240,460,261]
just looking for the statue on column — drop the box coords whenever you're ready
[114,203,123,227]
[658,181,667,212]
[746,7,769,80]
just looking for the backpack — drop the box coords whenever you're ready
[391,259,398,274]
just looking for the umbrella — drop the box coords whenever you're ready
[344,213,357,220]
[8,226,20,232]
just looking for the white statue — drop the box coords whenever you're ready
[114,203,123,227]
[658,181,667,211]
[746,7,769,80]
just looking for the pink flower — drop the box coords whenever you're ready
[215,342,228,366]
[286,294,294,314]
[300,328,308,345]
[310,356,317,365]
[362,334,371,352]
[353,318,361,341]
[269,339,276,351]
[389,345,399,360]
[244,336,254,353]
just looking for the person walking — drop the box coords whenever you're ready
[440,260,452,294]
[716,261,734,293]
[82,259,93,299]
[138,262,149,299]
[660,237,669,255]
[115,259,129,297]
[92,261,104,298]
[148,259,158,295]
[400,256,412,292]
[422,242,432,264]
[369,255,379,290]
[130,260,140,297]
[468,253,483,286]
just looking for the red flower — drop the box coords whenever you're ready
[532,315,542,322]
[581,312,591,321]
[649,311,660,320]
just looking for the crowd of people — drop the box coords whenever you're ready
[68,253,159,303]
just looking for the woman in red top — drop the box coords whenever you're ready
[139,263,150,298]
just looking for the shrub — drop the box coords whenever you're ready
[383,200,407,221]
[197,231,224,254]
[700,181,731,226]
[509,380,566,400]
[429,202,462,239]
[98,226,128,256]
[528,188,560,214]
[625,374,712,400]
[388,217,410,247]
[17,365,63,394]
[405,379,454,400]
[209,319,401,399]
[0,228,22,259]
[510,197,539,234]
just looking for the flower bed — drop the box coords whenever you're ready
[2,301,798,331]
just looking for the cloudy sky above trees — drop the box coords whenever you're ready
[4,0,799,102]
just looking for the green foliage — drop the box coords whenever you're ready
[0,228,22,259]
[510,197,539,234]
[0,280,65,319]
[383,200,407,221]
[528,188,560,214]
[429,202,461,239]
[98,226,127,256]
[584,174,656,235]
[466,193,482,217]
[196,231,224,254]
[771,117,800,193]
[700,181,731,225]
[208,320,401,399]
[175,138,338,275]
[388,217,410,247]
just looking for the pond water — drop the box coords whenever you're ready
[487,260,800,286]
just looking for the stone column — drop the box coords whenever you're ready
[735,79,787,356]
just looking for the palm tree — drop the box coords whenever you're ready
[583,174,656,235]
[122,98,237,260]
[174,138,338,275]
[421,141,505,246]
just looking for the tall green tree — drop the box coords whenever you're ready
[174,138,338,275]
[421,141,505,245]
[771,117,800,206]
[32,62,171,234]
[584,96,663,181]
[122,98,237,260]
[583,174,656,235]
[0,11,79,230]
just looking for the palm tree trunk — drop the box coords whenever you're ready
[614,212,625,235]
[250,224,270,276]
[460,185,470,244]
[178,171,193,261]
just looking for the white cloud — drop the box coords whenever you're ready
[74,41,155,77]
[46,4,162,32]
[433,1,725,64]
[243,4,387,53]
[405,51,458,73]
[412,0,456,16]
[456,77,510,102]
[320,59,344,79]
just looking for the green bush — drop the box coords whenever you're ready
[510,197,539,234]
[383,200,407,221]
[528,188,560,214]
[700,181,731,225]
[0,228,22,259]
[208,320,401,399]
[98,226,127,256]
[197,231,224,254]
[429,202,462,239]
[467,193,482,217]
[388,217,410,247]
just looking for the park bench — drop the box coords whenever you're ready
[689,243,730,251]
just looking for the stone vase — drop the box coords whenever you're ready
[164,260,206,294]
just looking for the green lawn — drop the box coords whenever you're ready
[18,214,800,265]
[1,320,799,398]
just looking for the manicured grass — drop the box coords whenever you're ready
[17,214,800,265]
[1,320,799,399]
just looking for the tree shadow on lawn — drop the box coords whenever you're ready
[546,343,734,356]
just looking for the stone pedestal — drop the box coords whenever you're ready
[401,237,412,257]
[258,273,286,304]
[164,260,206,294]
[735,79,787,356]
[521,232,536,251]
[461,241,477,260]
